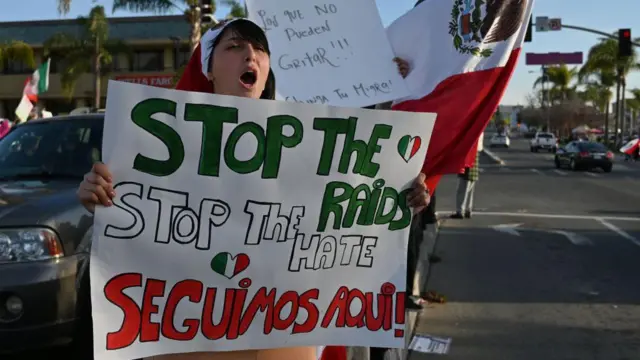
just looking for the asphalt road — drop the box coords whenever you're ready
[411,136,640,360]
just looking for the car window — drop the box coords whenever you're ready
[578,142,607,152]
[537,133,554,139]
[0,117,103,179]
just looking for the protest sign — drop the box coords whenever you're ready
[245,0,410,108]
[90,81,435,359]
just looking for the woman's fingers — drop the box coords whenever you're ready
[92,162,113,182]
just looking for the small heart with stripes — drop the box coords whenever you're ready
[397,135,422,163]
[210,252,250,279]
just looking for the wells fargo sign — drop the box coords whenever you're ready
[113,74,175,88]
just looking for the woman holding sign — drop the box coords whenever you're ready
[78,18,428,360]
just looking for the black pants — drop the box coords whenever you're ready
[406,213,424,295]
[422,190,436,226]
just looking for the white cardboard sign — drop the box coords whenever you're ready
[90,81,435,359]
[246,0,410,108]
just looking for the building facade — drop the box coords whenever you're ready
[0,15,194,118]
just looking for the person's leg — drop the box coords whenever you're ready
[452,178,468,218]
[465,180,476,218]
[405,214,423,309]
[422,190,437,226]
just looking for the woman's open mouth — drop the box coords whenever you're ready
[240,71,257,88]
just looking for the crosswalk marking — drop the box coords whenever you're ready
[553,170,567,176]
[585,172,599,177]
[530,169,543,175]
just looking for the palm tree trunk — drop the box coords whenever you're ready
[604,105,610,145]
[614,69,622,147]
[190,8,202,55]
[94,39,101,109]
[621,79,627,140]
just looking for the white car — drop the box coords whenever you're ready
[490,134,510,148]
[530,132,558,152]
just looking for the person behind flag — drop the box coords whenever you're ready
[451,152,479,219]
[76,17,430,360]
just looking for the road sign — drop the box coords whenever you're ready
[548,18,562,31]
[535,16,549,31]
[526,52,583,65]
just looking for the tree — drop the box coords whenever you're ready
[57,0,71,15]
[581,36,640,146]
[44,5,128,108]
[533,64,578,105]
[222,0,246,18]
[0,41,36,70]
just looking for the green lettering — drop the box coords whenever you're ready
[313,118,349,176]
[263,115,304,178]
[374,187,399,226]
[131,98,184,177]
[342,184,370,228]
[337,117,367,175]
[389,188,412,231]
[317,181,352,232]
[224,122,265,174]
[363,179,386,225]
[184,103,238,177]
[360,124,392,178]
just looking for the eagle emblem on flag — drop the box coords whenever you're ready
[449,0,528,58]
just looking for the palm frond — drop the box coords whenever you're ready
[112,0,180,14]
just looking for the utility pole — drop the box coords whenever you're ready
[541,66,551,132]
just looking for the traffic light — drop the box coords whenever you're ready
[618,28,632,57]
[201,0,214,23]
[524,15,532,42]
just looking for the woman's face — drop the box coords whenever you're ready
[208,29,271,99]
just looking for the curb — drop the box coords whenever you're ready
[481,149,505,165]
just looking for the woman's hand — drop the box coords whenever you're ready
[394,57,410,78]
[407,173,430,213]
[77,162,115,214]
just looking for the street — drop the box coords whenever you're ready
[411,136,640,359]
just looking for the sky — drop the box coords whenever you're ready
[2,0,638,106]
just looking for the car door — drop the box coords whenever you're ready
[558,142,575,165]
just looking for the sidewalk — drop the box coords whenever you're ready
[347,223,441,360]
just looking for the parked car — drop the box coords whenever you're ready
[554,141,614,172]
[0,114,103,356]
[530,132,558,152]
[489,133,510,148]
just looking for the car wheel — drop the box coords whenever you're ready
[603,165,612,173]
[570,158,577,171]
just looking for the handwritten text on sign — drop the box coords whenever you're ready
[90,81,435,359]
[246,0,409,107]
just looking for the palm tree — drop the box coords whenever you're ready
[222,0,246,18]
[581,37,639,145]
[57,0,71,15]
[533,64,578,104]
[44,5,128,109]
[578,68,616,143]
[0,41,36,70]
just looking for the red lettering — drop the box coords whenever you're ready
[292,289,320,334]
[104,273,143,350]
[321,286,349,328]
[273,291,299,331]
[227,288,248,340]
[140,278,166,342]
[345,289,366,328]
[239,287,277,335]
[201,288,234,340]
[364,292,385,331]
[161,279,203,341]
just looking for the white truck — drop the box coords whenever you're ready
[530,132,558,152]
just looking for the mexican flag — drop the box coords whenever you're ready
[23,58,50,103]
[387,0,534,177]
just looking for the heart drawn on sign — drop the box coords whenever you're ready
[210,252,250,279]
[397,135,422,163]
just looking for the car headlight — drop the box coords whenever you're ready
[0,228,63,263]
